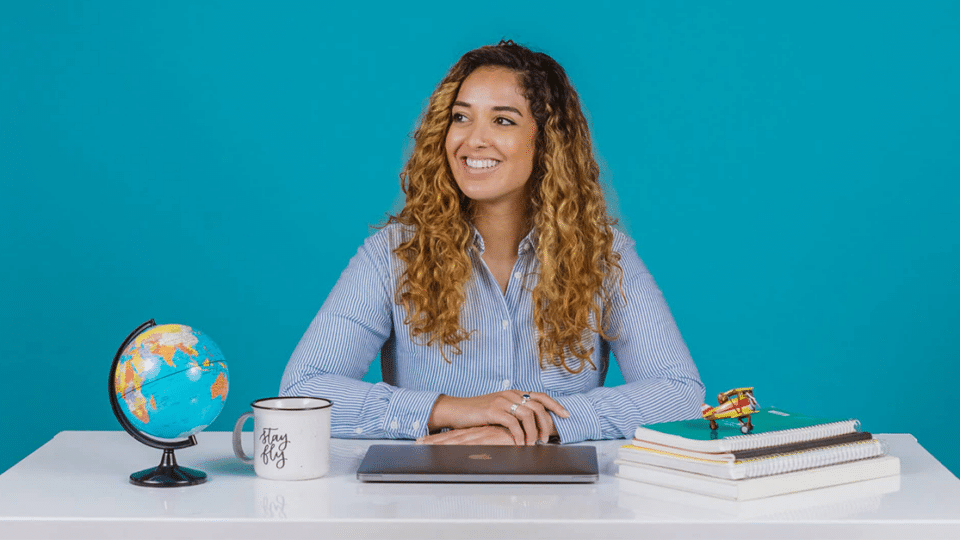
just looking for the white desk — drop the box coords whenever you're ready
[1,432,958,539]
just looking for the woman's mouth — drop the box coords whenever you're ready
[463,157,501,172]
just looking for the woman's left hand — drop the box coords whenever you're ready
[416,426,516,445]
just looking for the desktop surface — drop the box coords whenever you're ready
[1,432,959,539]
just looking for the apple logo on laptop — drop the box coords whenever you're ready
[469,453,492,460]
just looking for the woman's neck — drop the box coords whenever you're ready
[472,201,531,262]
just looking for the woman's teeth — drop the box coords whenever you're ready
[465,158,500,169]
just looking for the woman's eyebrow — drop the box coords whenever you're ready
[452,101,524,116]
[493,105,523,116]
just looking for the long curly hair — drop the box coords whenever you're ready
[388,40,623,374]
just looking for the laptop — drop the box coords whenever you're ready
[355,444,599,483]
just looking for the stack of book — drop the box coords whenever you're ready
[616,408,900,501]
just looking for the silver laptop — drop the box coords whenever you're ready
[356,444,599,483]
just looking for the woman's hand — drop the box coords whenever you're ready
[416,425,516,445]
[427,391,570,445]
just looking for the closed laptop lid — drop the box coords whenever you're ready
[356,444,599,483]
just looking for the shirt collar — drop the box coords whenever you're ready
[470,226,538,256]
[471,227,485,253]
[518,228,538,255]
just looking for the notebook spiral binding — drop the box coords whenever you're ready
[740,438,887,478]
[723,419,862,452]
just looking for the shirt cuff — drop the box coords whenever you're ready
[550,394,602,444]
[382,388,442,439]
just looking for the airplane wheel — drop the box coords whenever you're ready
[741,424,750,434]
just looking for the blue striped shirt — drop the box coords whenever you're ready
[279,223,704,443]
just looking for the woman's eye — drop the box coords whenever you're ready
[495,117,517,126]
[452,112,466,122]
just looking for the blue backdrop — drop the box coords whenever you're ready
[2,1,958,477]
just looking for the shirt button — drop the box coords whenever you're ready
[502,379,511,389]
[390,419,399,430]
[354,427,363,435]
[412,420,420,430]
[513,272,522,280]
[502,320,509,330]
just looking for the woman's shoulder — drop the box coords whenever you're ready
[360,221,416,253]
[609,225,635,253]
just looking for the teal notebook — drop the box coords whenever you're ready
[633,408,861,453]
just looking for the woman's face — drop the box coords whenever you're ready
[445,66,538,210]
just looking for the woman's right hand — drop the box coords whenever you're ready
[426,391,570,445]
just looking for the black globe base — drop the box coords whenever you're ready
[130,448,207,487]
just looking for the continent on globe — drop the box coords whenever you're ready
[211,372,228,401]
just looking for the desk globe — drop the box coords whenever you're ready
[109,319,229,487]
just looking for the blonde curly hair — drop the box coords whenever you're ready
[388,40,623,374]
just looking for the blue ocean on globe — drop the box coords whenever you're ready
[113,324,229,439]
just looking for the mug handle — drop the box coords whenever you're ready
[232,411,255,464]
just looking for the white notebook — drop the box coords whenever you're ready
[618,438,887,480]
[616,454,901,501]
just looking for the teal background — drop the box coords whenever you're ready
[2,1,958,477]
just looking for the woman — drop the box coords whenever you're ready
[280,41,704,445]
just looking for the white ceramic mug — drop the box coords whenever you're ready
[233,397,333,481]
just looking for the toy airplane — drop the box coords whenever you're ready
[701,387,760,434]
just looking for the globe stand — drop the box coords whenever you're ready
[130,448,207,487]
[109,319,208,487]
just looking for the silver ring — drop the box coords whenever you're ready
[509,403,520,415]
[521,394,531,405]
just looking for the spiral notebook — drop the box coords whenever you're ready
[632,408,861,454]
[617,437,888,480]
[628,431,874,462]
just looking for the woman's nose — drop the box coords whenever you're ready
[465,121,492,148]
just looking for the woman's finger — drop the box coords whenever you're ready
[437,430,479,445]
[503,394,540,444]
[419,427,485,445]
[492,410,525,445]
[418,426,515,446]
[453,426,512,445]
[417,430,459,445]
[466,426,515,445]
[529,392,570,418]
[522,400,555,443]
[512,403,540,445]
[491,395,529,445]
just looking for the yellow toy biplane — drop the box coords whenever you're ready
[701,387,760,434]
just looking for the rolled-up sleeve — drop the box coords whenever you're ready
[279,233,439,439]
[552,234,705,443]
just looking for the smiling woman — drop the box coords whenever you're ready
[279,40,705,446]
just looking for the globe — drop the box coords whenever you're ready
[109,319,229,486]
[113,323,229,439]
